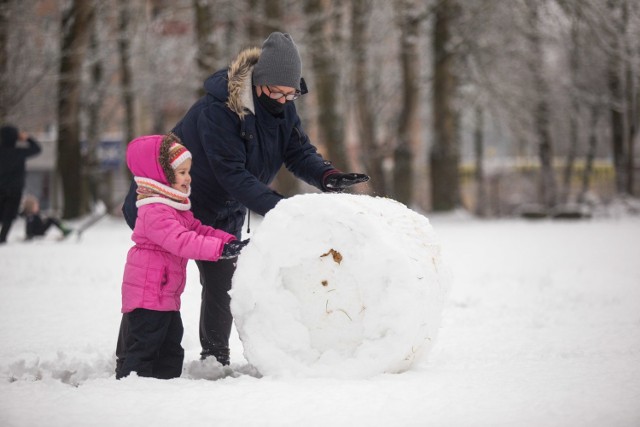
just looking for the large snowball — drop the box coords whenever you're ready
[230,194,450,378]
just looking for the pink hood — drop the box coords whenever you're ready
[126,135,169,185]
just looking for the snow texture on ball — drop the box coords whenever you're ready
[230,194,451,378]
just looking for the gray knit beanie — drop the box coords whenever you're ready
[253,32,301,91]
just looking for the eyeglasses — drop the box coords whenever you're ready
[265,86,300,101]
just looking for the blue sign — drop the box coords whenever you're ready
[97,140,124,170]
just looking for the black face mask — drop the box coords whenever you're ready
[257,91,286,117]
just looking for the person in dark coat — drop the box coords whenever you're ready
[0,125,42,243]
[122,32,369,365]
[21,195,72,240]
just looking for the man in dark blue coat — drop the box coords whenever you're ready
[122,32,369,365]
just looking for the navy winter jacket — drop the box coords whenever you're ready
[123,47,335,235]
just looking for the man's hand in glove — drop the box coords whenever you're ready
[220,239,250,260]
[323,171,370,192]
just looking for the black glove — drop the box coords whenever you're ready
[220,239,250,259]
[324,172,370,192]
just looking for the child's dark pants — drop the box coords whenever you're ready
[115,308,184,379]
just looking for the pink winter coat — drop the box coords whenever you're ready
[121,204,235,313]
[121,134,236,313]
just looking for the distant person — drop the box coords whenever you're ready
[115,134,249,380]
[122,32,369,365]
[0,125,42,244]
[21,195,72,240]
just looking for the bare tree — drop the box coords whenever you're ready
[603,0,640,197]
[193,0,222,97]
[474,106,487,216]
[527,1,557,210]
[264,0,283,34]
[4,0,637,218]
[392,0,423,206]
[560,5,582,204]
[578,105,601,203]
[247,0,263,44]
[0,0,59,127]
[118,0,135,156]
[57,0,94,219]
[622,0,639,196]
[454,0,522,216]
[83,22,108,212]
[607,1,627,195]
[303,0,348,171]
[553,0,639,200]
[246,0,286,45]
[430,0,460,211]
[0,0,8,122]
[350,0,386,196]
[82,1,125,215]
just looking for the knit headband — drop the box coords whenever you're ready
[168,142,191,169]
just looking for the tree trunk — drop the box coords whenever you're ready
[393,0,421,206]
[623,1,637,196]
[350,0,386,196]
[247,0,262,45]
[84,27,110,213]
[628,76,638,197]
[303,0,348,171]
[579,106,600,204]
[430,0,460,211]
[0,0,8,122]
[193,0,221,97]
[608,0,627,195]
[562,15,581,204]
[118,0,135,176]
[57,0,94,219]
[264,0,283,34]
[609,67,626,195]
[632,53,639,199]
[528,1,556,209]
[474,106,486,217]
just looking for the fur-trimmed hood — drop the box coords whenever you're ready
[204,47,261,120]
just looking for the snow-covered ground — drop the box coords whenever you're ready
[0,200,639,427]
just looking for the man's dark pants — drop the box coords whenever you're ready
[196,257,237,365]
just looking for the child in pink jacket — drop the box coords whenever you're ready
[115,133,248,379]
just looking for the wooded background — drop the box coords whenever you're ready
[1,0,638,219]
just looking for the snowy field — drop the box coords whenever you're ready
[0,203,639,427]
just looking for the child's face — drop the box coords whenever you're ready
[172,158,192,194]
